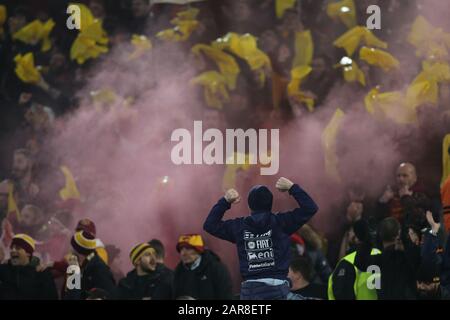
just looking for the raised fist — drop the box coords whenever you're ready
[276,177,294,192]
[225,188,240,204]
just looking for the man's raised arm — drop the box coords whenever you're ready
[274,177,319,234]
[203,189,240,243]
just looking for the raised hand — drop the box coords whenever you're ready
[276,177,294,192]
[225,188,241,204]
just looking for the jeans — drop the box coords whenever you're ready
[240,280,290,300]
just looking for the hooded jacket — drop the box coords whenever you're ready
[203,184,318,281]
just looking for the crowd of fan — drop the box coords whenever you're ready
[0,0,450,299]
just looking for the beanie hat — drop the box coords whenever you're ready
[11,234,35,256]
[176,234,204,253]
[71,231,97,256]
[75,218,97,236]
[129,243,155,265]
[247,185,273,212]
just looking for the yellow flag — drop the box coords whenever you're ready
[327,0,356,29]
[5,181,20,222]
[70,20,109,64]
[364,87,416,124]
[90,88,118,111]
[13,20,43,45]
[322,109,345,182]
[213,33,272,87]
[14,53,41,84]
[334,26,387,56]
[335,57,365,86]
[287,65,314,112]
[443,134,450,185]
[12,19,55,51]
[406,61,450,109]
[59,166,81,201]
[343,60,365,86]
[276,0,297,19]
[128,34,152,61]
[191,44,240,90]
[41,19,55,52]
[191,71,230,109]
[156,7,200,42]
[292,30,314,68]
[408,15,450,60]
[71,3,95,32]
[359,47,400,72]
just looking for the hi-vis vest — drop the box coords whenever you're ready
[328,248,381,300]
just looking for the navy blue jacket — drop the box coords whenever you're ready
[203,184,318,281]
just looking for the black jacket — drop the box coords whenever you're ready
[63,253,117,300]
[174,250,233,300]
[118,268,173,300]
[368,244,420,300]
[156,263,174,285]
[0,261,58,300]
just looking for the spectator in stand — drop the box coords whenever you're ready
[377,163,431,228]
[291,224,332,285]
[415,211,450,300]
[48,219,108,277]
[328,219,380,300]
[9,149,40,211]
[368,217,421,300]
[173,234,233,300]
[204,177,318,300]
[149,238,174,283]
[0,234,58,299]
[63,230,117,300]
[288,256,327,300]
[118,242,173,300]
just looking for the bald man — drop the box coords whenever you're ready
[378,163,430,227]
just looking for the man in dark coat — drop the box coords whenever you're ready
[203,177,318,300]
[368,217,420,300]
[173,234,233,300]
[148,238,174,284]
[118,242,173,300]
[63,231,117,300]
[377,163,431,228]
[0,234,58,300]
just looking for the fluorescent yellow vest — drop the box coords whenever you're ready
[328,248,381,300]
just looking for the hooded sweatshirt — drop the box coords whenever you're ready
[203,184,318,281]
